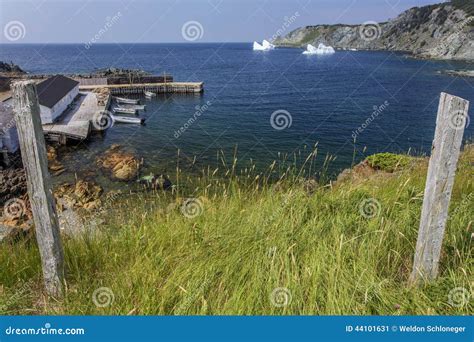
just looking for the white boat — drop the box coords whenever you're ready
[113,107,138,115]
[111,114,145,125]
[144,91,156,98]
[302,43,335,55]
[131,104,146,111]
[115,97,139,105]
[253,39,275,51]
[350,48,358,51]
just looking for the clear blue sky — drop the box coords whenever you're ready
[0,0,442,44]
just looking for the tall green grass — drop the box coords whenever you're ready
[0,146,472,315]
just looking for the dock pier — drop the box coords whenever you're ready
[2,77,204,146]
[79,82,204,95]
[42,91,109,144]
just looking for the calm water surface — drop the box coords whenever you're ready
[1,43,473,186]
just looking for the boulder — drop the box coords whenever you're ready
[46,145,65,176]
[54,180,103,211]
[0,167,27,201]
[97,144,141,181]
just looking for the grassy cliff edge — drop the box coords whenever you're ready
[0,145,472,315]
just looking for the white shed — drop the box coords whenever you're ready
[37,75,79,124]
[0,102,19,154]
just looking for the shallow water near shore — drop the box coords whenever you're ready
[1,43,473,189]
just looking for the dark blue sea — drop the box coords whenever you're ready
[1,43,473,182]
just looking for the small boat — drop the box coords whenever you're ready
[112,115,145,125]
[115,97,139,105]
[131,104,146,111]
[144,91,156,98]
[113,107,138,115]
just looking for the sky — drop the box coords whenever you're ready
[0,0,443,44]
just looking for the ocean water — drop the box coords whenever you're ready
[1,43,473,182]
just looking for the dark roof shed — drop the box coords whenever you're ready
[37,75,79,109]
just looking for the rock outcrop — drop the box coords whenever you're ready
[274,2,473,61]
[0,168,27,203]
[0,61,26,92]
[47,146,66,176]
[54,180,103,211]
[97,144,142,181]
[0,61,25,74]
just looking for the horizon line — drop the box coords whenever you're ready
[0,42,257,45]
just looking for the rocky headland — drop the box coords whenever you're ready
[274,1,474,61]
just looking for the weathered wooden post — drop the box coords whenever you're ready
[410,92,469,284]
[12,80,64,297]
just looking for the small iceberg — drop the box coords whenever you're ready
[302,43,335,55]
[253,39,275,51]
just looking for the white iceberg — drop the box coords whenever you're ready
[253,39,275,51]
[302,43,335,55]
[262,39,275,50]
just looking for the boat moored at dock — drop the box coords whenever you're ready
[113,106,138,115]
[115,96,140,105]
[111,114,145,125]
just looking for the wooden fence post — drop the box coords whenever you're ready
[12,80,64,297]
[409,92,470,284]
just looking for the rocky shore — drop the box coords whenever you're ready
[441,69,474,77]
[0,143,172,242]
[274,2,473,61]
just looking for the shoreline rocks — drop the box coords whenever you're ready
[441,69,474,77]
[54,180,103,211]
[47,146,66,176]
[97,144,142,182]
[0,61,25,75]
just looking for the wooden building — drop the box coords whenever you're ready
[37,75,79,124]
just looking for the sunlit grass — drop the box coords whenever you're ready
[0,145,472,315]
